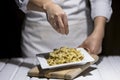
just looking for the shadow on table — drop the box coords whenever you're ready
[75,56,104,78]
[76,54,120,78]
[0,58,36,69]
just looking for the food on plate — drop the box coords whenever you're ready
[47,47,84,66]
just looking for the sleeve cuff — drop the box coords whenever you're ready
[15,0,29,13]
[90,0,113,22]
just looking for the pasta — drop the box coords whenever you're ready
[47,47,84,66]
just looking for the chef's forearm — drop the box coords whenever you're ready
[27,0,54,12]
[92,16,107,39]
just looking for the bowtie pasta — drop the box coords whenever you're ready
[47,47,84,66]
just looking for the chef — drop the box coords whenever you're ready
[15,0,112,57]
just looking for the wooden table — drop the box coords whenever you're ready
[0,55,120,80]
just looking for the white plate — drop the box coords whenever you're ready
[36,48,94,69]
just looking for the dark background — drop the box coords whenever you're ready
[0,0,120,58]
[102,0,120,55]
[0,0,24,58]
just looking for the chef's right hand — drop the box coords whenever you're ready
[44,2,69,35]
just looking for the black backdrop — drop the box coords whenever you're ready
[0,0,24,58]
[0,0,120,58]
[102,0,120,55]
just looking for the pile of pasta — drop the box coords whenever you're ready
[47,47,84,66]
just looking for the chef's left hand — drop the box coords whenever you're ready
[79,33,102,55]
[79,16,107,55]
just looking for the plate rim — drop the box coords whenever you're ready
[36,48,95,69]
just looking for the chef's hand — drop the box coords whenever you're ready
[79,33,102,55]
[44,2,69,35]
[79,16,106,55]
[27,0,69,35]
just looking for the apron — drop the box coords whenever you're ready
[21,0,93,57]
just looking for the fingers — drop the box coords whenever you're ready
[79,45,91,54]
[45,3,69,35]
[48,12,69,35]
[62,14,69,34]
[55,15,65,34]
[84,47,91,54]
[55,13,69,35]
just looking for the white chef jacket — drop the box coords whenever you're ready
[15,0,112,57]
